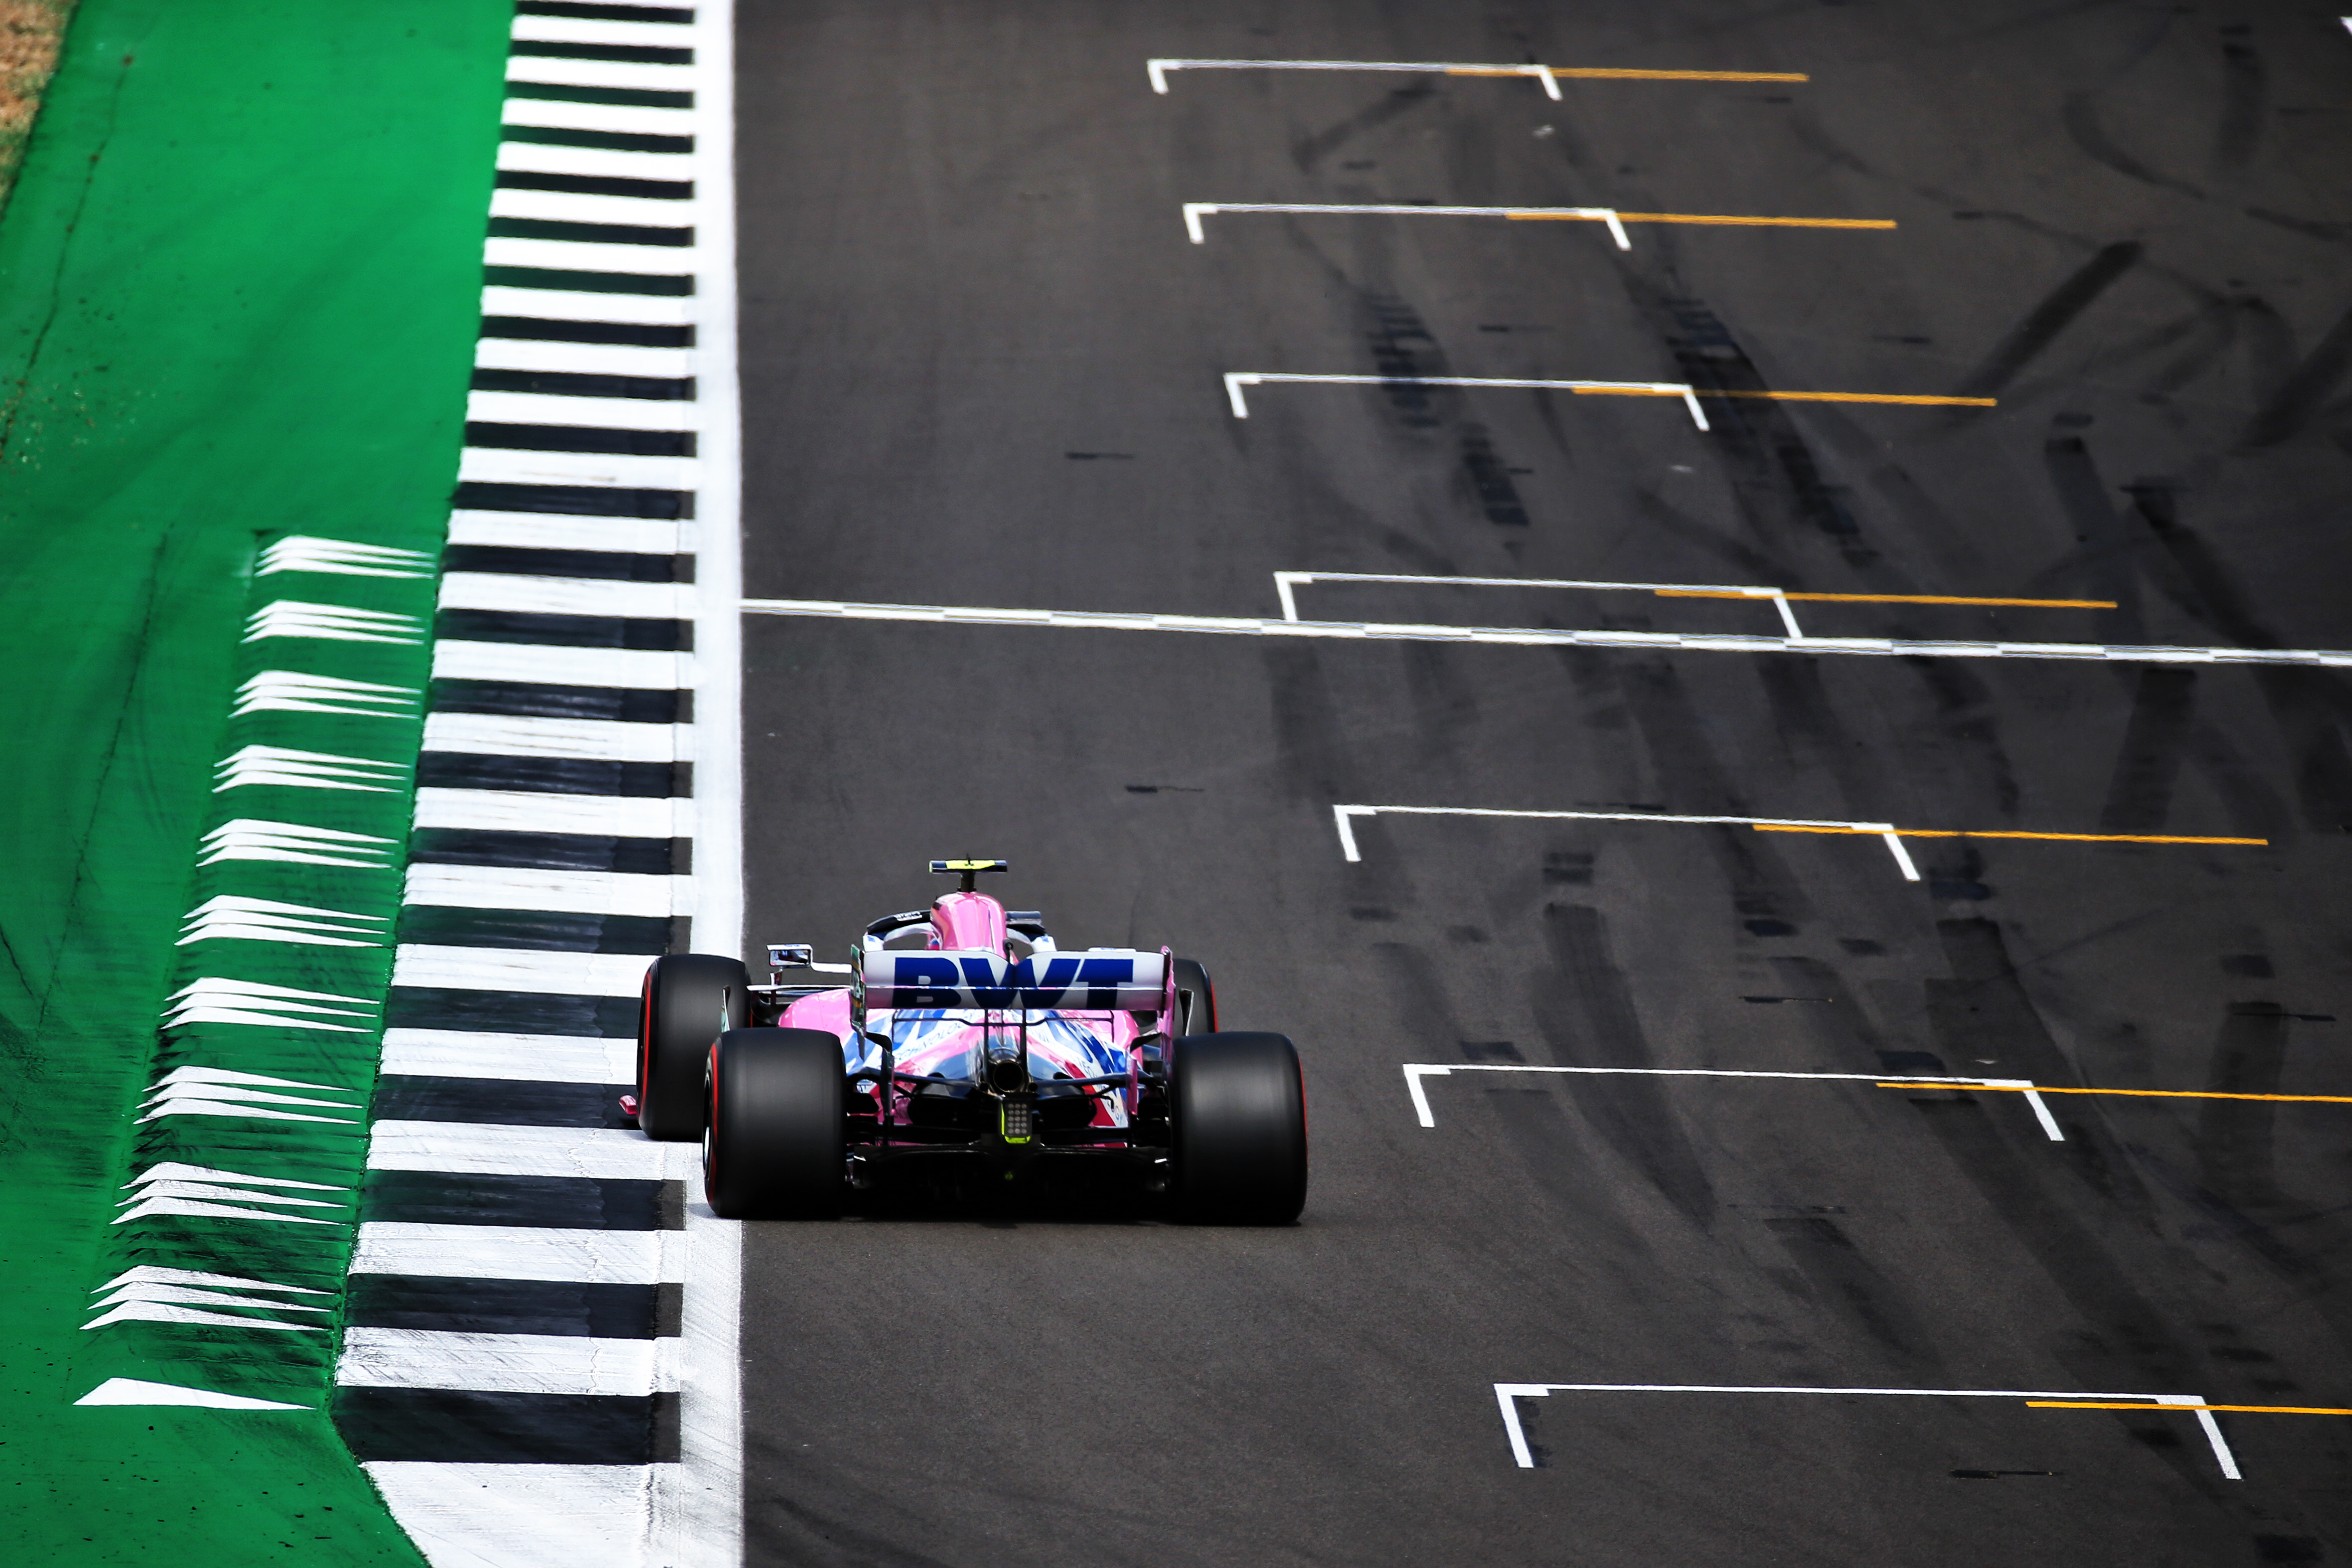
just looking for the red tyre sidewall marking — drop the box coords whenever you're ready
[637,966,657,1100]
[703,1039,722,1194]
[1294,1056,1309,1189]
[1296,1056,1308,1153]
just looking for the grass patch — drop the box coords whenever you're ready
[0,1,77,210]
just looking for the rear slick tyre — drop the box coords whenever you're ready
[638,953,750,1141]
[704,1028,845,1220]
[1170,1031,1306,1224]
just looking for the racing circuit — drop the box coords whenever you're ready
[725,5,2352,1564]
[5,3,2342,1563]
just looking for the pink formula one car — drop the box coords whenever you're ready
[632,860,1308,1223]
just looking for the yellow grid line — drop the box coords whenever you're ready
[1655,590,2116,609]
[1877,1083,2352,1106]
[1507,212,1894,230]
[1613,212,1892,228]
[1564,386,1688,397]
[2029,1401,2352,1415]
[1707,389,1998,408]
[1445,66,1810,82]
[1751,825,2267,846]
[1553,386,1995,409]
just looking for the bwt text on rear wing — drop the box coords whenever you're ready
[857,949,1169,1010]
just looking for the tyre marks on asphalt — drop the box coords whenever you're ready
[333,4,743,1565]
[1140,29,2349,1508]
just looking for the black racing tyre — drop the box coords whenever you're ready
[638,953,750,1141]
[1170,1031,1306,1224]
[704,1028,845,1220]
[1171,957,1217,1037]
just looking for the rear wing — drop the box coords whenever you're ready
[859,949,1168,1011]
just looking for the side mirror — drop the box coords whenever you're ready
[767,943,815,981]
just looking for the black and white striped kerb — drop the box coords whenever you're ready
[336,4,744,1564]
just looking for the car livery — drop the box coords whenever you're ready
[631,860,1308,1223]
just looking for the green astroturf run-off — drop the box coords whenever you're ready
[0,0,511,1562]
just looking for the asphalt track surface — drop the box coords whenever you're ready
[732,5,2352,1563]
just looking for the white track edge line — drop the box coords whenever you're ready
[734,598,2352,670]
[661,2,744,1560]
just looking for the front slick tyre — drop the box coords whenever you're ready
[705,1028,844,1220]
[1171,1032,1306,1224]
[639,953,750,1141]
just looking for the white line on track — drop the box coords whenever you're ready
[478,289,697,330]
[1274,568,1812,635]
[388,946,655,999]
[735,596,2352,671]
[505,55,696,94]
[1334,802,1922,877]
[1146,57,1809,94]
[489,187,700,229]
[671,7,747,1559]
[439,572,693,620]
[474,338,694,379]
[380,1029,636,1085]
[483,237,702,276]
[351,1223,686,1284]
[1269,569,2117,638]
[419,713,687,764]
[363,1464,662,1568]
[1150,55,1567,97]
[1494,1383,2240,1477]
[339,1328,677,1395]
[1183,203,1893,246]
[1224,371,1710,425]
[402,863,693,919]
[466,388,700,429]
[495,142,693,182]
[1328,803,2263,886]
[366,1122,671,1180]
[456,447,701,491]
[448,510,692,554]
[430,640,696,691]
[411,787,694,839]
[1406,1063,2064,1141]
[501,96,696,137]
[510,13,691,49]
[1185,202,1629,247]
